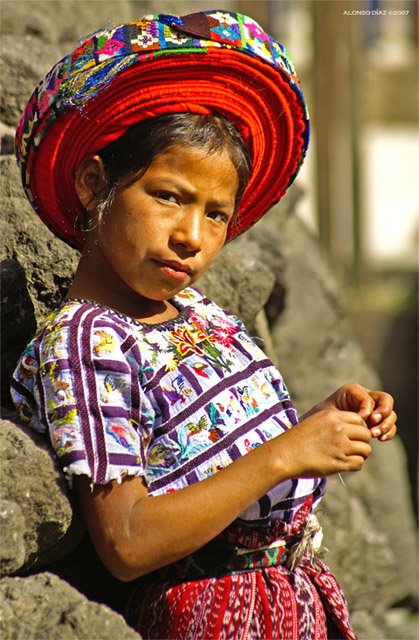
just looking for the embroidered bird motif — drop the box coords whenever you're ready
[19,355,37,379]
[102,374,128,403]
[185,359,211,378]
[250,376,274,400]
[147,443,176,468]
[186,415,209,438]
[186,413,223,443]
[162,374,194,405]
[94,330,118,354]
[53,427,77,454]
[49,407,78,428]
[106,424,136,453]
[237,385,259,415]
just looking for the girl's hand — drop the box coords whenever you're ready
[317,383,397,442]
[279,409,372,478]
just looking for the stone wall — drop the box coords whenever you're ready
[1,2,417,639]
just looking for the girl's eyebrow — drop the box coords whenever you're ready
[146,176,236,210]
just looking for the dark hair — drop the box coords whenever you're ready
[94,113,252,223]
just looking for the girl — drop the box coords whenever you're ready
[11,11,397,640]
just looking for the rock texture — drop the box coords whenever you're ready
[0,416,84,576]
[0,572,140,640]
[1,2,417,639]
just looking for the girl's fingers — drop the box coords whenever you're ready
[368,390,394,423]
[371,411,398,440]
[340,413,372,442]
[342,384,374,418]
[378,424,398,441]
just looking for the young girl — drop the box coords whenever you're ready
[11,11,397,640]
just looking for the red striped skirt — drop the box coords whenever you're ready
[125,502,356,639]
[126,558,355,640]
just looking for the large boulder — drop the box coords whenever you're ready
[0,572,140,639]
[1,259,37,411]
[0,415,84,576]
[1,156,79,327]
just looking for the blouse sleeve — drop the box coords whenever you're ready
[30,309,153,486]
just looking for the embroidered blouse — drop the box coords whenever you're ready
[10,287,325,525]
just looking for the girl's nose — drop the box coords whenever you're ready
[170,210,203,252]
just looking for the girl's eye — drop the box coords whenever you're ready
[207,211,230,223]
[155,191,178,204]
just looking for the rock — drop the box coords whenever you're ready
[0,416,84,576]
[0,572,140,639]
[0,122,15,155]
[199,237,276,331]
[1,259,37,411]
[1,156,79,325]
[0,500,26,575]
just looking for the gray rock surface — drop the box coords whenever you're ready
[0,417,84,576]
[1,258,37,410]
[1,156,80,326]
[0,572,140,639]
[198,238,276,333]
[0,499,26,576]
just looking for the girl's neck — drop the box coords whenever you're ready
[68,260,180,325]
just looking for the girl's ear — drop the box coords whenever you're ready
[75,155,107,211]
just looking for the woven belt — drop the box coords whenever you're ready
[142,537,291,585]
[141,514,325,585]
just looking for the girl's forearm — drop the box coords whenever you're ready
[77,436,291,582]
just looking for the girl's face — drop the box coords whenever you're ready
[77,145,239,318]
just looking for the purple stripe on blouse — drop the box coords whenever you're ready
[108,452,144,467]
[33,337,48,432]
[272,415,293,431]
[147,365,170,391]
[128,359,144,467]
[41,358,71,371]
[230,336,254,360]
[60,450,144,474]
[83,313,112,484]
[120,333,137,353]
[127,342,150,382]
[10,376,34,402]
[69,306,100,481]
[94,358,131,374]
[60,450,87,466]
[177,363,204,396]
[101,405,130,419]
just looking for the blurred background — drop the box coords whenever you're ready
[2,0,417,513]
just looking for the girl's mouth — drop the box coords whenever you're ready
[155,260,191,281]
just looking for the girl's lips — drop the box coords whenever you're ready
[155,260,191,281]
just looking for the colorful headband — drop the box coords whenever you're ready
[15,10,309,250]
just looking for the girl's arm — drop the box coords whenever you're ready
[75,404,375,582]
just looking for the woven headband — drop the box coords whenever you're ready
[15,10,309,250]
